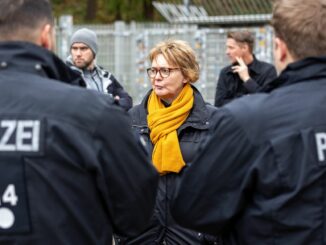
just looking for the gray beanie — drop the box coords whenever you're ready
[70,28,98,56]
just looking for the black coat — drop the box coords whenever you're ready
[214,56,277,107]
[106,73,133,111]
[66,57,133,111]
[116,86,222,244]
[172,57,326,244]
[0,41,158,245]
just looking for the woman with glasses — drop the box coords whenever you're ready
[114,39,221,244]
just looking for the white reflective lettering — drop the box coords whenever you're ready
[0,120,40,152]
[2,184,18,206]
[32,120,40,151]
[16,120,40,151]
[0,121,16,151]
[316,132,326,162]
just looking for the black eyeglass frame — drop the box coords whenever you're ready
[146,67,181,78]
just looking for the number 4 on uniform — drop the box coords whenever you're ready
[1,184,18,206]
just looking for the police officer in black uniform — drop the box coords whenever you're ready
[0,0,158,244]
[172,0,326,244]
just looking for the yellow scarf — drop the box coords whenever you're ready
[147,83,194,174]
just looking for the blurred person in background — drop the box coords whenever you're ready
[66,28,132,111]
[214,30,277,107]
[114,39,221,244]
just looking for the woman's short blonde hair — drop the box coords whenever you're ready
[149,39,199,83]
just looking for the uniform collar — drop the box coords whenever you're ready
[0,41,86,87]
[261,56,326,92]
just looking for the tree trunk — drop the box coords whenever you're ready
[144,0,154,20]
[85,0,97,21]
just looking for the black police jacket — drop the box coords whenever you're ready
[117,86,222,244]
[214,56,277,107]
[172,56,326,244]
[0,41,158,245]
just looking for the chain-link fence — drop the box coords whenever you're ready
[56,21,274,105]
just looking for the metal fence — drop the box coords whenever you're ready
[56,21,274,105]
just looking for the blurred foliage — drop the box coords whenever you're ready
[51,0,272,24]
[52,0,163,24]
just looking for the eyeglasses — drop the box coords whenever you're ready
[146,67,180,78]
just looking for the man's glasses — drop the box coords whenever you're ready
[146,67,180,78]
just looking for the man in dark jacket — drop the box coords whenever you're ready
[214,30,277,107]
[172,0,326,244]
[66,28,133,111]
[0,0,158,244]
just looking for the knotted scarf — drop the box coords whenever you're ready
[147,83,194,174]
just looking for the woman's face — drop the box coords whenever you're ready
[150,54,187,103]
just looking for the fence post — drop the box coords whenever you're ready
[58,15,73,59]
[114,21,126,82]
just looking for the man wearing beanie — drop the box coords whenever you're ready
[66,28,133,111]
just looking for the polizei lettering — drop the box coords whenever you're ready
[0,120,40,152]
[315,132,326,162]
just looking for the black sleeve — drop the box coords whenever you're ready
[171,108,255,235]
[214,70,232,107]
[107,74,133,111]
[94,106,158,237]
[243,65,278,93]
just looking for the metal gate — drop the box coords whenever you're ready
[56,21,274,105]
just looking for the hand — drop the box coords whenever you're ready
[114,95,120,101]
[231,57,250,82]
